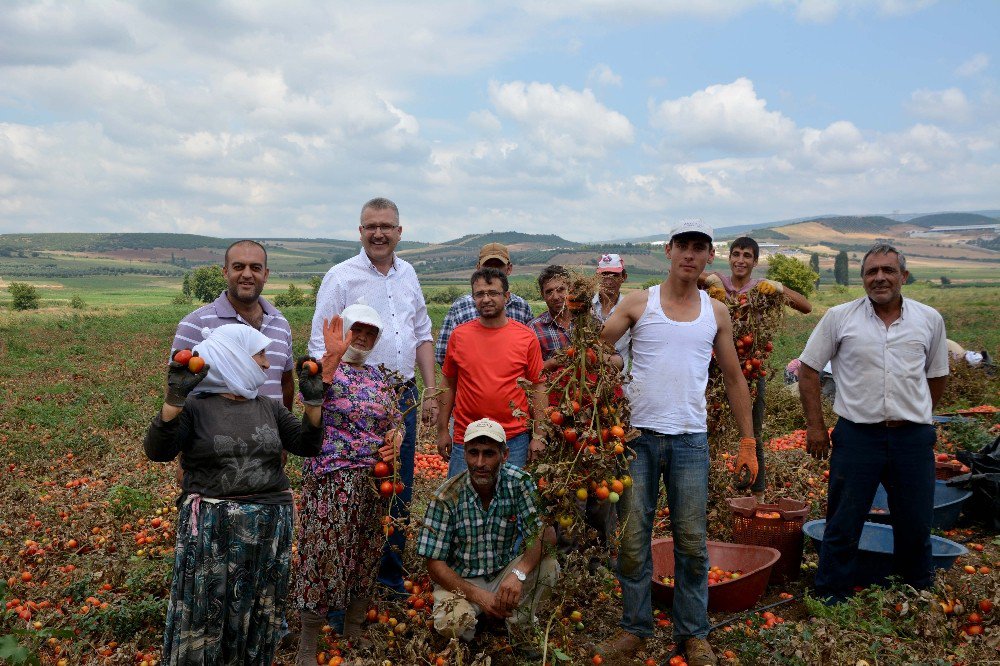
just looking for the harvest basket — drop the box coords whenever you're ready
[726,497,809,583]
[651,539,780,612]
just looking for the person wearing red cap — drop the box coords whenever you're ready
[593,253,631,370]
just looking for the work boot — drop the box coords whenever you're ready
[593,630,645,662]
[683,637,718,666]
[295,611,325,666]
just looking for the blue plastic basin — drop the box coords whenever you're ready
[867,480,972,530]
[803,520,967,586]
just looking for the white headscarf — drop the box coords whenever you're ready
[191,324,271,399]
[341,299,383,365]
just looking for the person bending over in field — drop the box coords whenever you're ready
[144,324,324,665]
[701,236,812,501]
[419,418,559,657]
[291,302,402,666]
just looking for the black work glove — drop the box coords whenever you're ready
[165,352,210,407]
[297,356,325,406]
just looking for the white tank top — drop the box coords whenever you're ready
[627,286,718,435]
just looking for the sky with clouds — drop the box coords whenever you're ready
[0,0,997,242]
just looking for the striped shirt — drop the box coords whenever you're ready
[171,292,294,402]
[417,464,542,579]
[309,250,432,380]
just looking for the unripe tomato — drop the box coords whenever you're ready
[173,349,193,365]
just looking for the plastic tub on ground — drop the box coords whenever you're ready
[802,519,968,587]
[867,480,972,530]
[650,539,780,613]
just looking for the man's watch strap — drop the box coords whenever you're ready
[511,567,527,582]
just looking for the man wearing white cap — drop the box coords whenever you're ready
[593,253,631,371]
[418,418,558,653]
[598,219,757,666]
[308,197,437,595]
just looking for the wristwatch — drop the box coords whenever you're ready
[511,567,527,582]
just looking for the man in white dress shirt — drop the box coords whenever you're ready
[799,242,949,604]
[309,197,437,594]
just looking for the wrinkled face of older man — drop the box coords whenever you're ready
[862,251,908,306]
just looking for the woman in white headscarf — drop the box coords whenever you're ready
[292,303,402,665]
[144,323,328,666]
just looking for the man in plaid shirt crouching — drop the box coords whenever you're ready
[418,417,559,648]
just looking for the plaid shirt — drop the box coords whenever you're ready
[435,293,534,365]
[528,311,572,361]
[416,463,543,579]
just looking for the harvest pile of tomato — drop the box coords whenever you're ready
[414,443,448,480]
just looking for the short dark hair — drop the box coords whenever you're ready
[729,237,759,261]
[470,266,509,293]
[537,265,569,293]
[861,243,907,275]
[224,240,268,267]
[360,197,399,223]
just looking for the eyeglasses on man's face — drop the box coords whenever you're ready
[472,290,506,300]
[361,223,400,234]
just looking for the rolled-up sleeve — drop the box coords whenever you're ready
[799,311,837,373]
[926,312,950,378]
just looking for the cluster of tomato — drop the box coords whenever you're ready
[936,452,971,477]
[415,442,448,480]
[530,279,636,538]
[938,597,993,638]
[374,460,405,498]
[172,348,205,373]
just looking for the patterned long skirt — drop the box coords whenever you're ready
[293,467,386,616]
[161,496,294,666]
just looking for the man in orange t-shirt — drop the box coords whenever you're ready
[438,266,547,477]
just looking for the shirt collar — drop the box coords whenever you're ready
[540,310,570,331]
[462,465,508,509]
[359,248,398,275]
[213,292,276,318]
[863,294,907,320]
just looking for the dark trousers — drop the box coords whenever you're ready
[814,418,935,602]
[377,382,418,594]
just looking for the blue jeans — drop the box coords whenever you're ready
[617,429,709,641]
[447,431,529,477]
[377,382,418,594]
[815,418,935,602]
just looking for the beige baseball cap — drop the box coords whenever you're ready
[463,417,507,444]
[478,242,511,265]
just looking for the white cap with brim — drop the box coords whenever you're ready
[463,418,507,445]
[341,298,383,346]
[668,218,714,242]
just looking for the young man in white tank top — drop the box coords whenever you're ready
[596,219,757,666]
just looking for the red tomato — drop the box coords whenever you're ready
[563,428,578,445]
[550,410,565,426]
[373,462,390,478]
[394,481,405,494]
[379,481,394,497]
[187,356,206,373]
[302,360,318,375]
[173,349,193,365]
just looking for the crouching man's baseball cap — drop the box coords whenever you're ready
[668,218,714,242]
[463,417,507,445]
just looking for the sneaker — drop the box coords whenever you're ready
[683,637,718,666]
[593,630,646,662]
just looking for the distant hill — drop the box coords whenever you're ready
[792,216,899,234]
[0,232,232,253]
[907,213,999,227]
[437,231,578,249]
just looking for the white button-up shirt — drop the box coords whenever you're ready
[592,292,631,370]
[309,249,433,381]
[799,296,949,425]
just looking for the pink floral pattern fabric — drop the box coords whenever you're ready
[305,364,399,475]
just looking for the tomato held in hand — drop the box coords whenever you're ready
[302,360,319,376]
[187,356,206,373]
[173,349,193,365]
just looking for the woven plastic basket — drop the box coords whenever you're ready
[727,497,808,583]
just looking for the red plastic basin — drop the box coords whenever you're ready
[651,539,780,613]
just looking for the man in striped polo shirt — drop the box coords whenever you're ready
[171,239,294,408]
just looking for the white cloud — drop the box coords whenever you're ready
[955,53,989,77]
[906,87,971,123]
[650,78,798,154]
[467,110,502,134]
[588,64,623,87]
[488,81,634,158]
[794,0,938,23]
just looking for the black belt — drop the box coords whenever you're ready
[883,420,917,428]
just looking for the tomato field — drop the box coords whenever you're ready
[1,293,998,665]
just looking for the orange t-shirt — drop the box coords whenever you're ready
[442,319,544,442]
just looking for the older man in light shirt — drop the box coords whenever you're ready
[309,197,437,595]
[799,242,949,604]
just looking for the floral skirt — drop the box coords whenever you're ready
[162,496,294,666]
[292,467,386,615]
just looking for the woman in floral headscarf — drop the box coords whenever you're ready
[293,302,402,665]
[144,324,326,665]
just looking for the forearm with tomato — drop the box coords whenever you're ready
[416,341,438,422]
